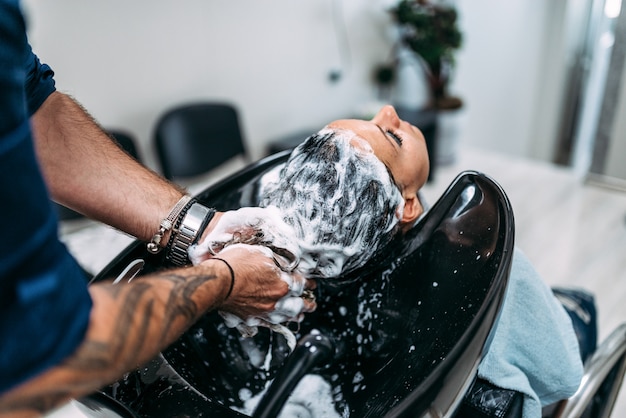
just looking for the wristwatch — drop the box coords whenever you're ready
[167,202,214,266]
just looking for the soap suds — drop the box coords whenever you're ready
[234,374,346,418]
[188,128,404,349]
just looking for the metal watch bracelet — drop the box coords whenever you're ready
[166,202,212,266]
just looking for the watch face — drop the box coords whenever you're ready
[168,203,212,266]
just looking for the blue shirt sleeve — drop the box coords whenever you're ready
[24,42,56,115]
[0,0,92,394]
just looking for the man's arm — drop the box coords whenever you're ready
[0,246,294,418]
[31,91,184,242]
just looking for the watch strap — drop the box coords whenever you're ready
[167,202,213,266]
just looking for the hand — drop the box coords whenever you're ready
[189,207,301,271]
[209,243,316,321]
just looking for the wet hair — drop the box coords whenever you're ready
[259,128,404,279]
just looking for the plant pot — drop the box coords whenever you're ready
[391,47,430,111]
[435,106,465,166]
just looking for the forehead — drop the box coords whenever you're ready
[327,119,428,193]
[326,120,397,165]
[327,119,380,137]
[327,119,400,162]
[312,128,392,178]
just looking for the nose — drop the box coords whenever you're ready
[372,105,401,129]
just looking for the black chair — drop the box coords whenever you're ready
[90,152,515,418]
[53,202,84,222]
[109,129,141,161]
[154,102,249,181]
[53,129,141,221]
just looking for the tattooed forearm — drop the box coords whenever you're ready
[62,340,111,370]
[71,271,221,377]
[103,281,153,366]
[0,392,69,415]
[0,266,225,418]
[158,272,210,339]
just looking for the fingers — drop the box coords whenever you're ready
[265,293,316,324]
[290,275,306,296]
[202,242,318,327]
[219,241,275,258]
[191,206,303,271]
[280,270,315,294]
[274,296,305,318]
[277,271,317,318]
[301,292,317,313]
[281,271,304,296]
[275,294,316,316]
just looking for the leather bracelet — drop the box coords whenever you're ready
[146,195,192,254]
[166,202,214,266]
[211,257,235,300]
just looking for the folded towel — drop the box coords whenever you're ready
[478,248,584,418]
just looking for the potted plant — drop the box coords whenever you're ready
[391,0,463,111]
[374,0,464,166]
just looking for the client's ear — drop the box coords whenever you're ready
[400,194,422,225]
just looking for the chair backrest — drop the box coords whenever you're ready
[154,102,247,180]
[92,153,515,418]
[109,129,141,161]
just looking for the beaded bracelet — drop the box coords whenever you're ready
[146,195,192,254]
[164,197,198,253]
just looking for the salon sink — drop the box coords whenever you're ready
[92,151,515,417]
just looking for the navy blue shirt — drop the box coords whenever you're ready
[0,0,92,393]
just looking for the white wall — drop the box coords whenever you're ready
[451,0,571,160]
[22,0,397,170]
[22,0,569,173]
[606,61,626,180]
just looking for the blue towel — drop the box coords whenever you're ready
[478,248,584,418]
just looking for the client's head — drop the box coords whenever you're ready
[328,104,430,224]
[260,105,429,278]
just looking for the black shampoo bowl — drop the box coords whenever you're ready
[93,151,515,417]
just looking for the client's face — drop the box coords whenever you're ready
[327,105,430,225]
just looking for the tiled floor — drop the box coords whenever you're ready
[60,147,626,416]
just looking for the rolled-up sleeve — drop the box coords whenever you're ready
[24,43,56,115]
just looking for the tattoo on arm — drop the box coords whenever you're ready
[159,272,207,340]
[0,270,221,416]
